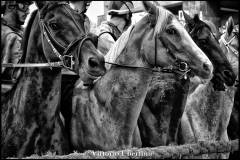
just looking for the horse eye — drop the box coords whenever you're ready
[199,39,207,44]
[49,23,59,31]
[166,28,177,35]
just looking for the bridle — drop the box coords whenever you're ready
[104,34,191,80]
[103,7,191,80]
[2,3,97,72]
[220,33,239,57]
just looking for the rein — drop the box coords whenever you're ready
[105,61,191,79]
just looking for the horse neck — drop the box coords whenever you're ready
[95,41,153,136]
[7,14,62,124]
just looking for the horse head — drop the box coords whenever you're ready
[183,12,236,90]
[138,1,213,83]
[35,1,106,83]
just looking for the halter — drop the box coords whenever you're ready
[220,34,239,57]
[2,3,96,72]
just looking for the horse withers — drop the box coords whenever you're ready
[1,2,106,158]
[179,13,237,159]
[70,1,213,152]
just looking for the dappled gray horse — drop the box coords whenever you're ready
[1,2,106,158]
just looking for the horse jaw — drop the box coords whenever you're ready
[190,75,212,86]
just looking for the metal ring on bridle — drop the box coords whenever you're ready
[178,62,189,72]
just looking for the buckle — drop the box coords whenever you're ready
[62,55,75,70]
[178,62,189,72]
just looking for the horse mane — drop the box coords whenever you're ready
[154,6,173,36]
[104,25,135,70]
[21,9,38,63]
[202,20,219,36]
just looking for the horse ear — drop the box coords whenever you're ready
[183,11,194,26]
[142,1,158,26]
[226,16,234,36]
[142,1,158,15]
[193,14,200,23]
[35,1,47,9]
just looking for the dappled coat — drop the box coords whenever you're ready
[1,19,23,94]
[96,21,122,55]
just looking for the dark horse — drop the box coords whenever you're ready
[138,11,236,149]
[179,13,236,159]
[1,2,106,158]
[70,1,213,152]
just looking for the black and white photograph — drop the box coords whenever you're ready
[1,1,239,159]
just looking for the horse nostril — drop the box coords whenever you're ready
[88,58,99,68]
[223,70,236,83]
[202,63,211,73]
[223,70,232,78]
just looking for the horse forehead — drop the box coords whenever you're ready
[198,27,211,38]
[171,18,187,35]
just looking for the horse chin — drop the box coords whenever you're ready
[189,66,213,84]
[190,76,210,85]
[211,75,226,91]
[79,70,102,87]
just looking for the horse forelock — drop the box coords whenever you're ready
[154,6,173,36]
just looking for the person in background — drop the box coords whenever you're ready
[96,1,134,55]
[1,1,32,94]
[69,1,91,33]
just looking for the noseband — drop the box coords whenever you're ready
[2,3,97,72]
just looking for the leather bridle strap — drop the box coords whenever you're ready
[155,34,158,67]
[2,62,64,68]
[40,19,64,61]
